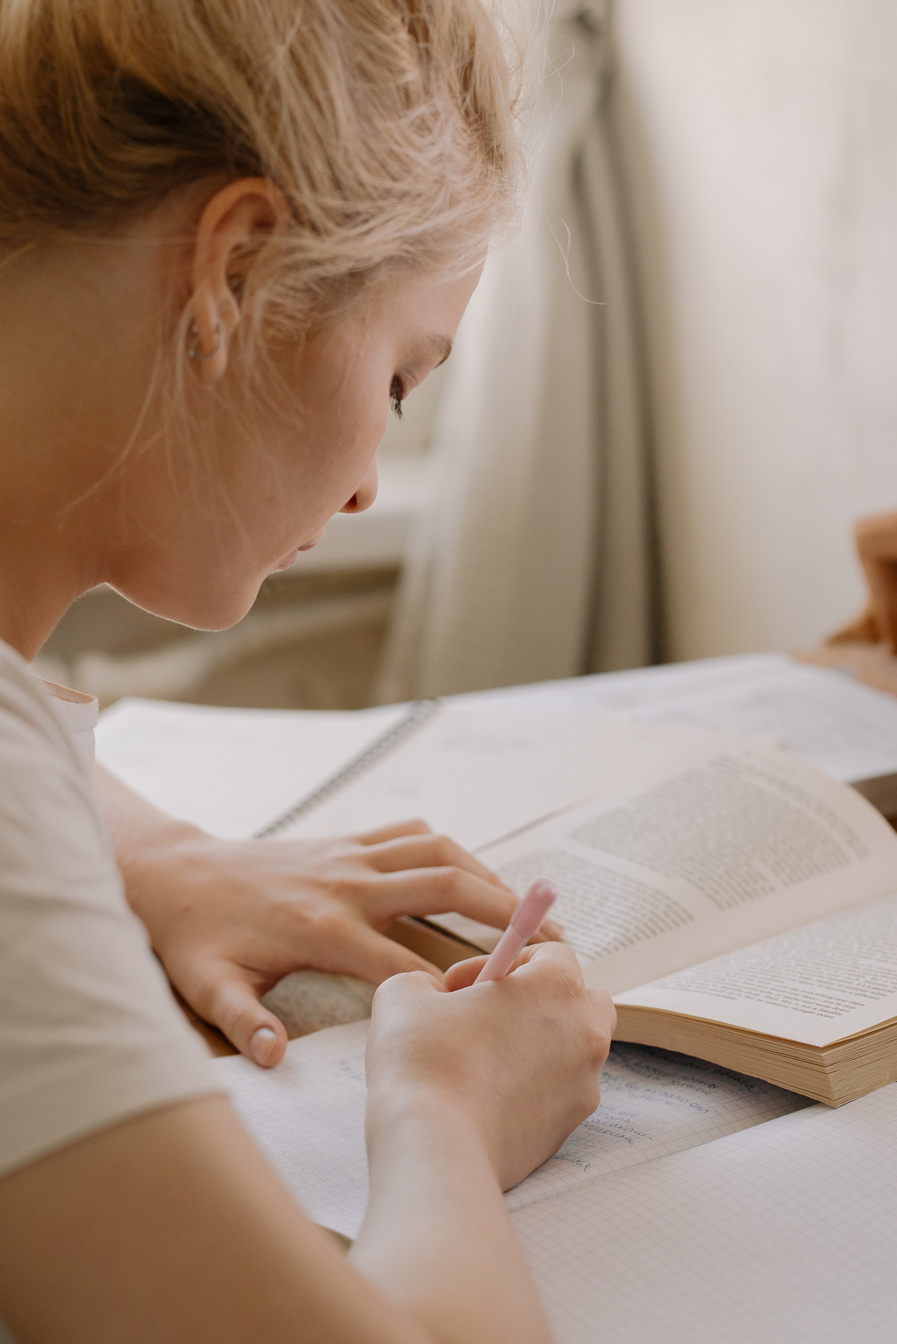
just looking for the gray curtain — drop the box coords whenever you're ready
[376,0,655,701]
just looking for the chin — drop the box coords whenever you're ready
[111,577,262,634]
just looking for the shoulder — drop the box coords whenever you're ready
[0,640,220,1181]
[0,640,106,868]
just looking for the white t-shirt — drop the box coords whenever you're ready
[0,636,220,1185]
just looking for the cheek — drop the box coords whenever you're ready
[318,399,388,497]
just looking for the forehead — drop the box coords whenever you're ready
[356,264,482,342]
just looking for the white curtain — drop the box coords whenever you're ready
[376,0,655,702]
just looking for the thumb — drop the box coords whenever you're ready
[201,970,289,1068]
[443,954,491,991]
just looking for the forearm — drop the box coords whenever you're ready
[96,763,201,854]
[95,764,204,916]
[351,1087,553,1344]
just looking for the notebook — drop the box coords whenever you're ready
[511,1081,897,1344]
[96,655,897,848]
[214,1025,897,1344]
[96,696,730,852]
[214,1018,811,1241]
[0,1009,884,1344]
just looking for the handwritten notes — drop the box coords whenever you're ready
[215,1020,809,1238]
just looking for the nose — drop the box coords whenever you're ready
[340,459,378,515]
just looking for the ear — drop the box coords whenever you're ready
[188,178,289,381]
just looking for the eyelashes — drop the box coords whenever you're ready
[390,375,405,421]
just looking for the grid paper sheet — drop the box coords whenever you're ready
[217,1020,371,1240]
[216,1023,808,1239]
[509,1042,810,1210]
[512,1082,897,1344]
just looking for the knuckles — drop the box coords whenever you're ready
[425,835,461,868]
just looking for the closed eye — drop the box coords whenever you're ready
[390,375,405,421]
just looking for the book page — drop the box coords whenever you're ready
[459,653,897,782]
[95,698,406,839]
[279,710,723,852]
[511,1084,897,1344]
[617,890,897,1046]
[479,740,897,994]
[215,1020,808,1240]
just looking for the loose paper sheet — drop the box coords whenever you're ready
[458,653,897,782]
[95,698,406,839]
[216,1019,808,1240]
[511,1083,897,1344]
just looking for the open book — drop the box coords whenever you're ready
[96,661,897,1101]
[432,737,897,1106]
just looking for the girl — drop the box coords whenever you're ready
[0,3,615,1341]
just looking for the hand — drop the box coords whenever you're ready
[108,794,561,1068]
[365,944,615,1192]
[828,510,897,651]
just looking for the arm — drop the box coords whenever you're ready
[96,764,557,1065]
[828,510,897,651]
[352,948,609,1341]
[0,947,613,1344]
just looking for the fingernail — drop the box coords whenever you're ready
[542,918,564,939]
[250,1026,277,1066]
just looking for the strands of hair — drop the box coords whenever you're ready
[0,0,531,335]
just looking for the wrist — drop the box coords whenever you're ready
[366,1079,497,1179]
[109,811,210,925]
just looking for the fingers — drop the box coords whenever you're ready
[354,818,432,845]
[444,941,616,1032]
[356,834,563,939]
[852,513,897,652]
[361,831,502,884]
[366,867,525,935]
[194,970,289,1069]
[444,955,490,991]
[590,986,618,1036]
[826,605,881,646]
[445,939,582,993]
[862,558,897,653]
[335,924,444,985]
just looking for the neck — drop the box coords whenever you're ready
[0,511,101,661]
[0,231,167,659]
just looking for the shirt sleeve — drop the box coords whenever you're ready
[0,650,221,1180]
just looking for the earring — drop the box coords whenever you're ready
[187,321,223,362]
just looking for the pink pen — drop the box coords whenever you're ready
[474,880,558,984]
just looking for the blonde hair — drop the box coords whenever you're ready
[0,0,528,333]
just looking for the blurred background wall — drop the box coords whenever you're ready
[613,0,897,659]
[37,0,897,706]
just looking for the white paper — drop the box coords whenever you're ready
[95,698,406,839]
[457,653,897,782]
[511,1083,897,1344]
[506,1042,809,1209]
[215,1019,808,1240]
[278,710,724,852]
[217,1021,370,1240]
